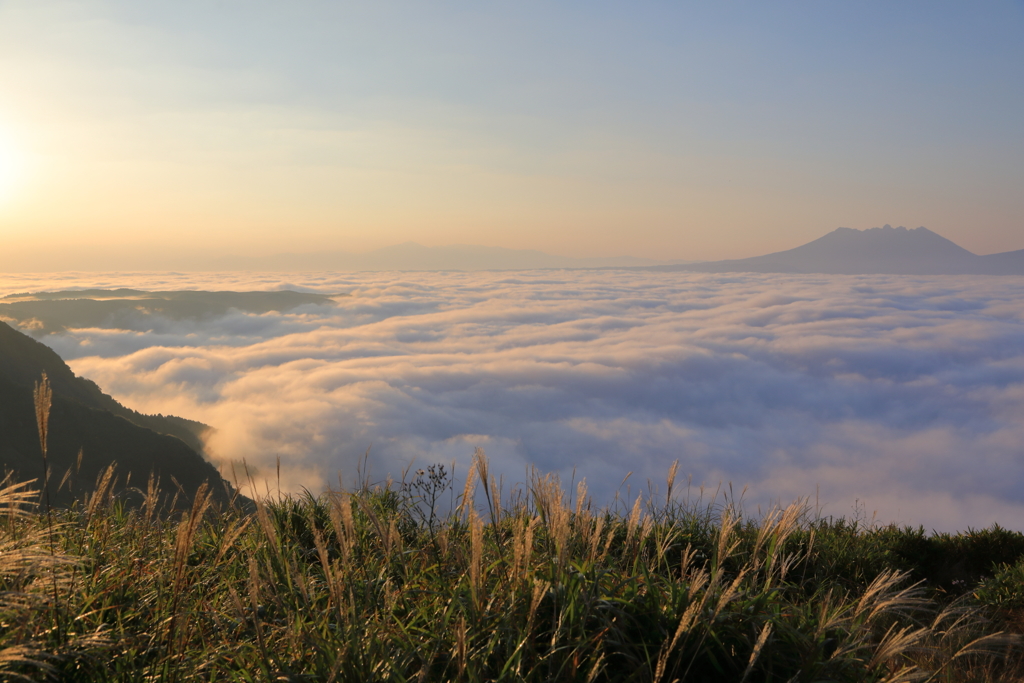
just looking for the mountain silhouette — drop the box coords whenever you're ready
[0,320,235,508]
[651,226,1024,275]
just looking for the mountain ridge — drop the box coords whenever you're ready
[649,225,1024,275]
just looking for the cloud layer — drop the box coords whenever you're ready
[4,270,1024,530]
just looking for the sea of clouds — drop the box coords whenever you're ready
[3,269,1024,531]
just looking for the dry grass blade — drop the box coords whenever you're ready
[665,459,679,504]
[711,568,750,621]
[214,517,252,565]
[740,622,773,683]
[474,447,503,523]
[511,515,538,581]
[0,645,56,682]
[85,465,118,524]
[856,570,928,622]
[714,508,741,574]
[165,483,212,658]
[869,623,929,670]
[527,579,550,634]
[470,510,484,607]
[625,493,643,549]
[0,538,74,577]
[327,489,356,562]
[459,460,477,522]
[584,652,605,683]
[654,599,703,681]
[587,515,605,563]
[455,616,467,677]
[32,375,51,465]
[489,475,503,525]
[0,479,38,517]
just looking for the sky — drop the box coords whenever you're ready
[0,1,1023,269]
[4,269,1024,531]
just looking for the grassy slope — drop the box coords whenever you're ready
[1,455,1024,682]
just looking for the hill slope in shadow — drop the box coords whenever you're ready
[0,320,235,508]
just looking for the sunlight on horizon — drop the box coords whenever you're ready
[0,3,1022,261]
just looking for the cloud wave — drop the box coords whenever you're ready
[5,270,1024,530]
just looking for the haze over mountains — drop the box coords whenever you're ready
[208,243,671,272]
[3,227,1019,274]
[0,289,337,335]
[219,226,1023,274]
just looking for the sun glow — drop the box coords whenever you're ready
[0,126,24,205]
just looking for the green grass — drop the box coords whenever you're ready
[1,451,1023,682]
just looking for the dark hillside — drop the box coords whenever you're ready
[0,318,208,452]
[0,320,233,507]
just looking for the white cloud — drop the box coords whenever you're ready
[4,270,1024,530]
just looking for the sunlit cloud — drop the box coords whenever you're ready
[4,270,1024,530]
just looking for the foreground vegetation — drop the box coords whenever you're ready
[2,452,1024,682]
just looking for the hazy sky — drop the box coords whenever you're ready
[1,1,1022,267]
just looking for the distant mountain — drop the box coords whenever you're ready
[0,320,235,508]
[0,289,337,335]
[978,248,1024,274]
[650,226,1024,275]
[209,243,678,271]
